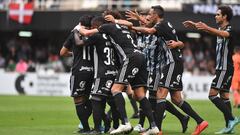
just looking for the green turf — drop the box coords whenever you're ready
[0,95,239,135]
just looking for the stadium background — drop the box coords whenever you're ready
[0,0,240,135]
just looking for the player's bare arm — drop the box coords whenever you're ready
[195,22,230,38]
[60,47,73,57]
[131,26,156,34]
[125,9,147,25]
[104,15,133,28]
[183,20,197,29]
[79,25,98,37]
[167,40,184,49]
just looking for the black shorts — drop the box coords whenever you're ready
[91,75,115,97]
[148,70,160,99]
[115,53,148,89]
[211,69,233,92]
[159,62,183,91]
[70,72,94,97]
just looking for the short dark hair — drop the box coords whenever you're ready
[218,5,233,22]
[79,15,94,28]
[91,16,107,28]
[151,5,164,18]
[102,9,122,19]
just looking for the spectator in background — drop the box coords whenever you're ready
[231,46,240,108]
[5,59,16,72]
[47,54,64,72]
[27,59,36,72]
[0,52,5,68]
[15,58,28,73]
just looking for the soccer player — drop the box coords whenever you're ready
[72,16,120,134]
[78,11,160,135]
[183,5,239,134]
[127,10,190,133]
[60,15,94,133]
[231,47,240,108]
[132,5,208,135]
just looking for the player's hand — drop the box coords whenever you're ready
[104,15,115,23]
[183,20,196,29]
[125,9,140,21]
[195,22,209,31]
[167,40,178,49]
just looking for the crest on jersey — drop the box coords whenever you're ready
[79,81,86,88]
[176,74,181,82]
[106,80,113,88]
[132,68,139,76]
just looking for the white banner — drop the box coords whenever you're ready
[182,75,213,100]
[0,72,213,99]
[0,72,70,96]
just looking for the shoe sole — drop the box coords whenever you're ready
[110,127,133,135]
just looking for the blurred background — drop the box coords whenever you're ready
[0,0,240,98]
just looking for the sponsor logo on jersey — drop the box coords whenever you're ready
[79,66,93,72]
[105,70,118,76]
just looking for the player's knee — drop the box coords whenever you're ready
[171,98,182,106]
[220,92,229,99]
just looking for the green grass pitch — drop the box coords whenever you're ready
[0,95,239,135]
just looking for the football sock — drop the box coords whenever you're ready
[155,99,166,130]
[139,97,156,128]
[128,94,139,115]
[85,99,92,119]
[138,104,145,127]
[209,96,234,121]
[179,101,203,124]
[75,103,90,131]
[166,100,185,120]
[113,92,128,124]
[91,99,104,130]
[108,97,120,129]
[149,98,157,119]
[222,98,232,127]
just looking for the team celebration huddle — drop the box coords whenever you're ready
[60,5,239,135]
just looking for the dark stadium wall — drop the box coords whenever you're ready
[1,11,240,31]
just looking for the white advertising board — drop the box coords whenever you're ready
[0,72,213,99]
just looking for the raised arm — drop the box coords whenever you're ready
[167,40,184,49]
[131,26,156,34]
[183,20,230,38]
[195,22,230,38]
[79,26,98,37]
[125,9,147,25]
[104,15,133,28]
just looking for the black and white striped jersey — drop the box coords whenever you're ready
[215,25,234,70]
[153,20,183,68]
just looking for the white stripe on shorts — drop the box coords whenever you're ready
[216,70,226,88]
[165,63,175,87]
[118,58,129,82]
[70,75,75,95]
